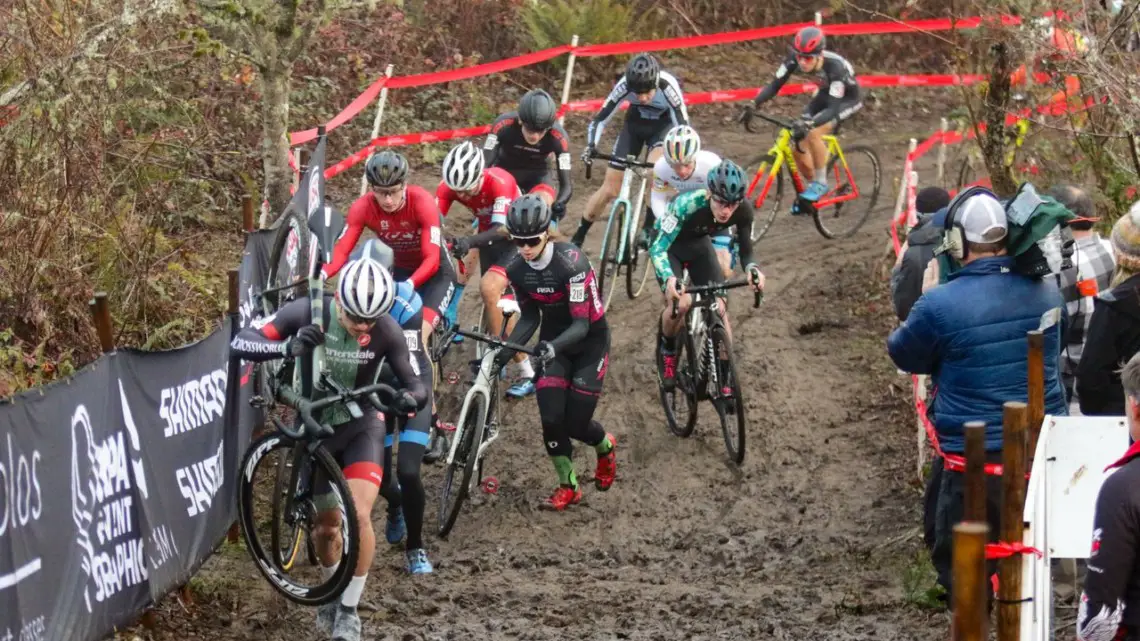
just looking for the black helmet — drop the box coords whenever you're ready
[624,53,660,94]
[365,150,409,187]
[518,89,558,131]
[352,238,395,270]
[792,26,826,56]
[706,160,747,204]
[506,194,552,237]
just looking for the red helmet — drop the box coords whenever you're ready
[793,26,826,56]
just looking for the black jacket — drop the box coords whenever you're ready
[890,209,947,321]
[1077,272,1140,415]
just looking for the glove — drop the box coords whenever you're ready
[450,236,471,258]
[737,104,756,124]
[535,340,556,365]
[285,324,325,357]
[551,202,566,221]
[792,117,814,141]
[581,144,596,164]
[393,390,419,415]
[745,263,765,290]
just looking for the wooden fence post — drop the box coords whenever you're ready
[242,194,255,232]
[90,293,115,353]
[1026,330,1045,463]
[964,421,987,523]
[997,401,1029,641]
[953,522,990,641]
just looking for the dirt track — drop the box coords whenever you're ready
[137,104,953,640]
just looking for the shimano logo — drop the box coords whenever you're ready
[176,438,225,518]
[160,369,228,438]
[327,348,374,361]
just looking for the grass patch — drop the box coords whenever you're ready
[902,547,946,610]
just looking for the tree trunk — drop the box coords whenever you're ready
[260,62,293,223]
[980,41,1018,197]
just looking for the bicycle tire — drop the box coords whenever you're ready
[657,325,698,438]
[598,201,625,312]
[744,153,785,242]
[270,444,308,571]
[265,204,310,314]
[710,324,747,465]
[438,392,487,538]
[813,144,881,240]
[238,432,359,606]
[625,243,654,300]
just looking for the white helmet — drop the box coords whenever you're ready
[663,125,701,166]
[337,257,395,320]
[442,141,484,192]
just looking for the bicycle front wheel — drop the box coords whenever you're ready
[238,432,359,606]
[710,325,747,465]
[813,145,882,240]
[438,393,488,538]
[598,202,626,312]
[657,326,698,438]
[744,153,785,242]
[270,444,308,572]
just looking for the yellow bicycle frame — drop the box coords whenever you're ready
[745,128,860,209]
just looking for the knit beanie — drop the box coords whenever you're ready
[1111,202,1140,272]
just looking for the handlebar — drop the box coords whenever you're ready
[670,277,763,318]
[455,327,539,356]
[743,110,800,134]
[584,149,655,181]
[275,379,401,441]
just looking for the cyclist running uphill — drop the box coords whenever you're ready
[437,141,538,398]
[231,255,427,641]
[741,26,863,209]
[482,88,574,225]
[650,124,748,279]
[492,194,618,510]
[651,160,765,391]
[347,240,439,575]
[570,53,689,248]
[324,150,457,449]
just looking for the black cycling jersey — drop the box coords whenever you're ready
[483,111,573,210]
[230,295,428,426]
[586,71,688,148]
[500,241,608,351]
[1078,442,1140,641]
[753,51,862,128]
[650,190,757,285]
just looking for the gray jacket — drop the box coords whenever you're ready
[891,209,947,321]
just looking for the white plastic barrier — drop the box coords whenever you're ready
[1020,415,1130,641]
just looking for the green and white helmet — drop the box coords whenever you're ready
[663,125,701,165]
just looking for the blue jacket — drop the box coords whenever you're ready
[887,256,1067,453]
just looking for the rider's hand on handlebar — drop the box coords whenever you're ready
[581,144,596,164]
[737,104,756,125]
[665,277,683,302]
[535,341,556,365]
[392,390,419,416]
[551,202,566,221]
[286,324,325,357]
[746,264,766,293]
[450,236,471,258]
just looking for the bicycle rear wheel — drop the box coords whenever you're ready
[271,444,308,571]
[598,202,626,312]
[744,153,785,242]
[813,144,881,240]
[657,326,699,437]
[438,393,488,538]
[710,325,747,465]
[238,432,359,606]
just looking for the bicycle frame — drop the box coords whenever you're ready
[612,160,649,263]
[444,346,502,468]
[745,123,861,210]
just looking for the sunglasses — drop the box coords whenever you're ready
[796,54,820,64]
[343,310,376,326]
[511,235,545,248]
[371,186,404,199]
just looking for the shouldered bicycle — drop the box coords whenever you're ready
[583,149,656,311]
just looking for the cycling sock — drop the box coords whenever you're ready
[571,220,593,245]
[813,168,828,185]
[517,357,535,379]
[320,562,339,580]
[341,575,366,608]
[551,455,578,488]
[594,430,614,455]
[444,284,464,325]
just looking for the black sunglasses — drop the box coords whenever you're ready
[343,310,376,325]
[512,235,544,247]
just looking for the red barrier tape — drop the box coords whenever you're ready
[385,45,573,90]
[985,542,1043,561]
[291,77,389,146]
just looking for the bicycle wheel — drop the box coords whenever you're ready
[271,444,308,571]
[744,153,785,242]
[238,431,359,606]
[438,392,488,538]
[657,325,699,438]
[598,202,626,312]
[710,324,747,465]
[813,144,882,240]
[264,204,310,314]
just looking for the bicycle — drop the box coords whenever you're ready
[583,149,656,311]
[438,298,538,538]
[655,271,761,465]
[741,111,881,241]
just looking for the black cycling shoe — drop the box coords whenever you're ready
[423,432,450,464]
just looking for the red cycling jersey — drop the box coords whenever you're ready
[324,185,442,287]
[436,167,520,232]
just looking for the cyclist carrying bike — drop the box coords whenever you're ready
[740,26,863,207]
[650,160,765,391]
[231,254,427,641]
[649,124,744,278]
[570,52,688,248]
[492,194,618,510]
[437,141,538,398]
[482,88,574,224]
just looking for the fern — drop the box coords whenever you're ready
[521,0,636,71]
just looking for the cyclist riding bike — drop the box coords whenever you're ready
[650,160,766,391]
[482,88,574,226]
[492,194,618,511]
[1011,16,1087,115]
[437,141,537,398]
[649,124,744,278]
[324,150,457,442]
[740,26,863,208]
[231,255,427,641]
[570,52,689,248]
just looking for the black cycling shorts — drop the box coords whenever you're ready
[314,413,386,502]
[508,167,558,201]
[536,330,610,397]
[609,116,670,170]
[803,93,864,134]
[656,236,724,291]
[394,254,455,327]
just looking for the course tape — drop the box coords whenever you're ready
[290,12,1031,144]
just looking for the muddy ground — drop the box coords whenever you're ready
[125,98,959,640]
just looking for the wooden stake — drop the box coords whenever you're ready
[242,194,255,232]
[1026,330,1045,461]
[228,269,240,315]
[997,401,1028,641]
[953,522,990,641]
[964,421,987,523]
[90,293,115,353]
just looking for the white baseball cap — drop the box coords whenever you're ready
[959,194,1008,243]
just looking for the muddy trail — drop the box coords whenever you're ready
[138,104,954,640]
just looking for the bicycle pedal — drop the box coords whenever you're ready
[480,477,499,494]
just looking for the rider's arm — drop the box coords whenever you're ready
[585,78,627,147]
[229,298,309,361]
[1077,468,1137,641]
[804,58,856,128]
[649,158,671,219]
[734,205,758,270]
[550,124,574,209]
[650,192,699,282]
[752,57,795,107]
[407,189,443,288]
[321,199,367,278]
[660,71,689,127]
[482,113,512,167]
[503,294,541,348]
[377,316,428,409]
[435,183,456,218]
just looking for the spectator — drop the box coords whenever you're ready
[1077,202,1140,416]
[1051,185,1115,409]
[887,189,1067,604]
[1076,350,1140,641]
[891,186,952,322]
